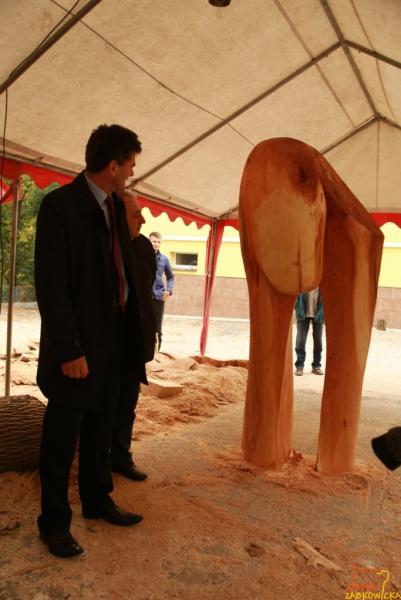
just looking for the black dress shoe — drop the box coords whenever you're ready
[112,463,148,481]
[83,503,143,526]
[40,531,84,558]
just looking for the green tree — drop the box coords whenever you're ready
[0,176,59,300]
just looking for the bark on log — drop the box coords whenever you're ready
[0,395,45,472]
[239,137,383,473]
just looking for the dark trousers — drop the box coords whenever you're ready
[295,318,324,369]
[37,379,120,534]
[152,298,165,350]
[110,377,140,468]
[37,313,127,534]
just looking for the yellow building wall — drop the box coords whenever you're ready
[215,226,245,278]
[140,209,401,287]
[378,223,401,288]
[141,209,209,276]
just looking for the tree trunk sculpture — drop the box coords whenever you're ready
[239,138,383,473]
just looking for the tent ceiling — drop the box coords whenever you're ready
[1,0,400,220]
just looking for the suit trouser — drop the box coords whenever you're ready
[37,313,126,535]
[110,377,141,468]
[37,374,122,534]
[152,298,165,350]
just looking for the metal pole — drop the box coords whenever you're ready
[5,178,20,398]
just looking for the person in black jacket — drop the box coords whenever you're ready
[110,191,156,481]
[35,125,146,558]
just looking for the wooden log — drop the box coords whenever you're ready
[0,395,45,472]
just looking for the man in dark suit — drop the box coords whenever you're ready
[35,124,147,558]
[110,191,156,481]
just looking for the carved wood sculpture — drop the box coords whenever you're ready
[239,138,383,473]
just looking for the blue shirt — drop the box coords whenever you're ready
[153,251,174,300]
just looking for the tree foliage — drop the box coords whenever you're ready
[0,176,59,298]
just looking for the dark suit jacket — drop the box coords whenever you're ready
[34,172,146,409]
[131,234,156,363]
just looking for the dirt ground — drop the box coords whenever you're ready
[0,307,400,600]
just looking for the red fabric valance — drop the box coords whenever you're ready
[137,195,211,229]
[1,158,212,228]
[370,212,401,229]
[2,157,401,229]
[1,157,74,189]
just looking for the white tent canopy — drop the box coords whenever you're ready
[1,0,401,221]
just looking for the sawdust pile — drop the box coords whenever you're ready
[134,353,248,438]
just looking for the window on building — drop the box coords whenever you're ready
[172,252,198,271]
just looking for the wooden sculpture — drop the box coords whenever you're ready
[239,138,383,473]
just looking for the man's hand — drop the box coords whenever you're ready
[61,356,89,379]
[162,291,171,301]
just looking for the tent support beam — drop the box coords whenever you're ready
[321,114,401,155]
[380,116,401,133]
[321,115,378,154]
[319,0,378,116]
[1,149,78,178]
[345,41,401,71]
[0,0,104,95]
[4,178,20,399]
[135,42,341,183]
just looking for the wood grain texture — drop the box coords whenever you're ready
[0,395,45,472]
[239,138,383,473]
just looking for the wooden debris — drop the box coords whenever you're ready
[11,377,36,385]
[192,356,248,369]
[245,542,266,558]
[12,346,30,357]
[0,518,20,534]
[10,562,55,576]
[154,352,175,362]
[170,357,197,371]
[293,537,342,571]
[141,377,183,398]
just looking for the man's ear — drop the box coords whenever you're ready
[108,160,118,176]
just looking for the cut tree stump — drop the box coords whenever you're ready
[0,395,45,472]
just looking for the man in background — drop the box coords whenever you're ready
[149,231,174,351]
[294,287,324,376]
[111,191,155,481]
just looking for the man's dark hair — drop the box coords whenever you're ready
[85,124,142,172]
